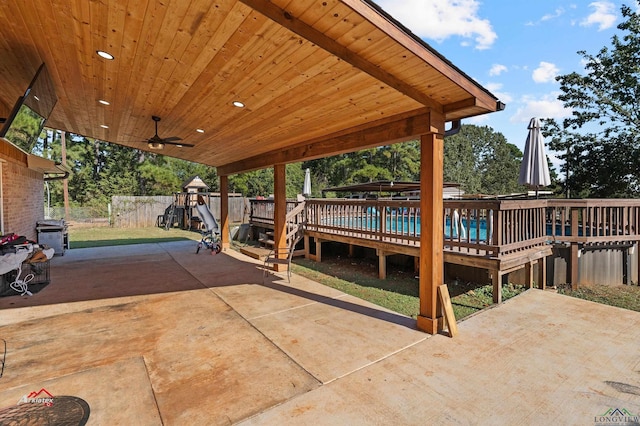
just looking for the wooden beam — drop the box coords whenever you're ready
[0,99,9,121]
[273,164,287,272]
[239,0,444,112]
[438,284,458,337]
[416,110,445,335]
[218,110,431,175]
[220,175,230,250]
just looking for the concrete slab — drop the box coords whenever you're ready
[251,295,426,383]
[1,241,639,425]
[0,245,321,424]
[0,358,162,425]
[240,290,640,425]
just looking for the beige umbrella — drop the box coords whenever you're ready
[518,117,551,196]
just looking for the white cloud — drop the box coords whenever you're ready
[526,7,566,26]
[484,82,513,104]
[376,0,497,50]
[532,62,560,83]
[580,1,617,31]
[489,64,507,76]
[510,93,572,123]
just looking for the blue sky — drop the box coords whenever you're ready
[377,0,633,172]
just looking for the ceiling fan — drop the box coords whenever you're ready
[144,116,194,150]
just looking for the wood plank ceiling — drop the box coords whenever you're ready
[0,0,502,175]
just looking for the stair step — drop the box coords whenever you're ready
[259,238,275,247]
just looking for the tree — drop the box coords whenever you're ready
[444,124,524,195]
[545,5,640,198]
[303,141,421,195]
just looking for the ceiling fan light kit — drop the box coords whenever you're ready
[141,115,193,150]
[148,141,164,150]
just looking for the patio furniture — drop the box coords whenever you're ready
[263,233,303,283]
[195,195,221,255]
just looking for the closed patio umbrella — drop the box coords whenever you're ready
[303,168,312,197]
[518,117,551,197]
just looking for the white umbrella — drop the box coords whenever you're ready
[518,117,551,196]
[303,168,312,197]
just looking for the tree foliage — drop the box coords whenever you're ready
[42,122,526,209]
[44,132,219,209]
[545,5,640,198]
[444,125,524,195]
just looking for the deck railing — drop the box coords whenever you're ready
[249,198,640,257]
[546,199,640,244]
[249,199,298,227]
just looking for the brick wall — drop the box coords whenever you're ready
[1,141,44,241]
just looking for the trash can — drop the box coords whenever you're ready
[36,220,68,255]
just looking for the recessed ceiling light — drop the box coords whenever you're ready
[232,101,245,108]
[96,50,114,60]
[196,129,204,133]
[98,99,110,105]
[100,124,109,129]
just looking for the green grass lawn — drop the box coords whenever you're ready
[557,284,640,312]
[69,226,201,249]
[290,256,526,321]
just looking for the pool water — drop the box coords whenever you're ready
[329,215,490,240]
[328,213,593,241]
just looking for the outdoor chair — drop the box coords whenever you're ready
[263,235,302,283]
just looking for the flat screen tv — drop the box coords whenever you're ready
[0,63,58,154]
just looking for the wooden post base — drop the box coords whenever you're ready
[417,315,443,334]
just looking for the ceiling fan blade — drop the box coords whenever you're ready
[163,136,182,142]
[163,141,194,148]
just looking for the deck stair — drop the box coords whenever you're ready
[255,201,306,257]
[259,231,275,248]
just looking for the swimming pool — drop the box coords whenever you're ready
[326,215,491,241]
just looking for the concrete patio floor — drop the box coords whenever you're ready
[0,240,639,425]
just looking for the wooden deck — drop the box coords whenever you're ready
[249,198,640,300]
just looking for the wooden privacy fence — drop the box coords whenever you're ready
[112,195,250,228]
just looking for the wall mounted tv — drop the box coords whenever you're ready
[0,63,58,154]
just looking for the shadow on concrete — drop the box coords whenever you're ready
[0,241,417,330]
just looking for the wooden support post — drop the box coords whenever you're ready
[220,175,230,250]
[525,261,534,289]
[416,111,445,335]
[570,208,579,289]
[304,235,310,259]
[537,256,547,290]
[570,243,579,290]
[492,270,503,304]
[629,241,640,285]
[273,164,287,272]
[377,249,387,279]
[348,244,355,258]
[315,239,322,263]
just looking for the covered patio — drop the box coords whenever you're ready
[0,241,639,424]
[1,0,504,334]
